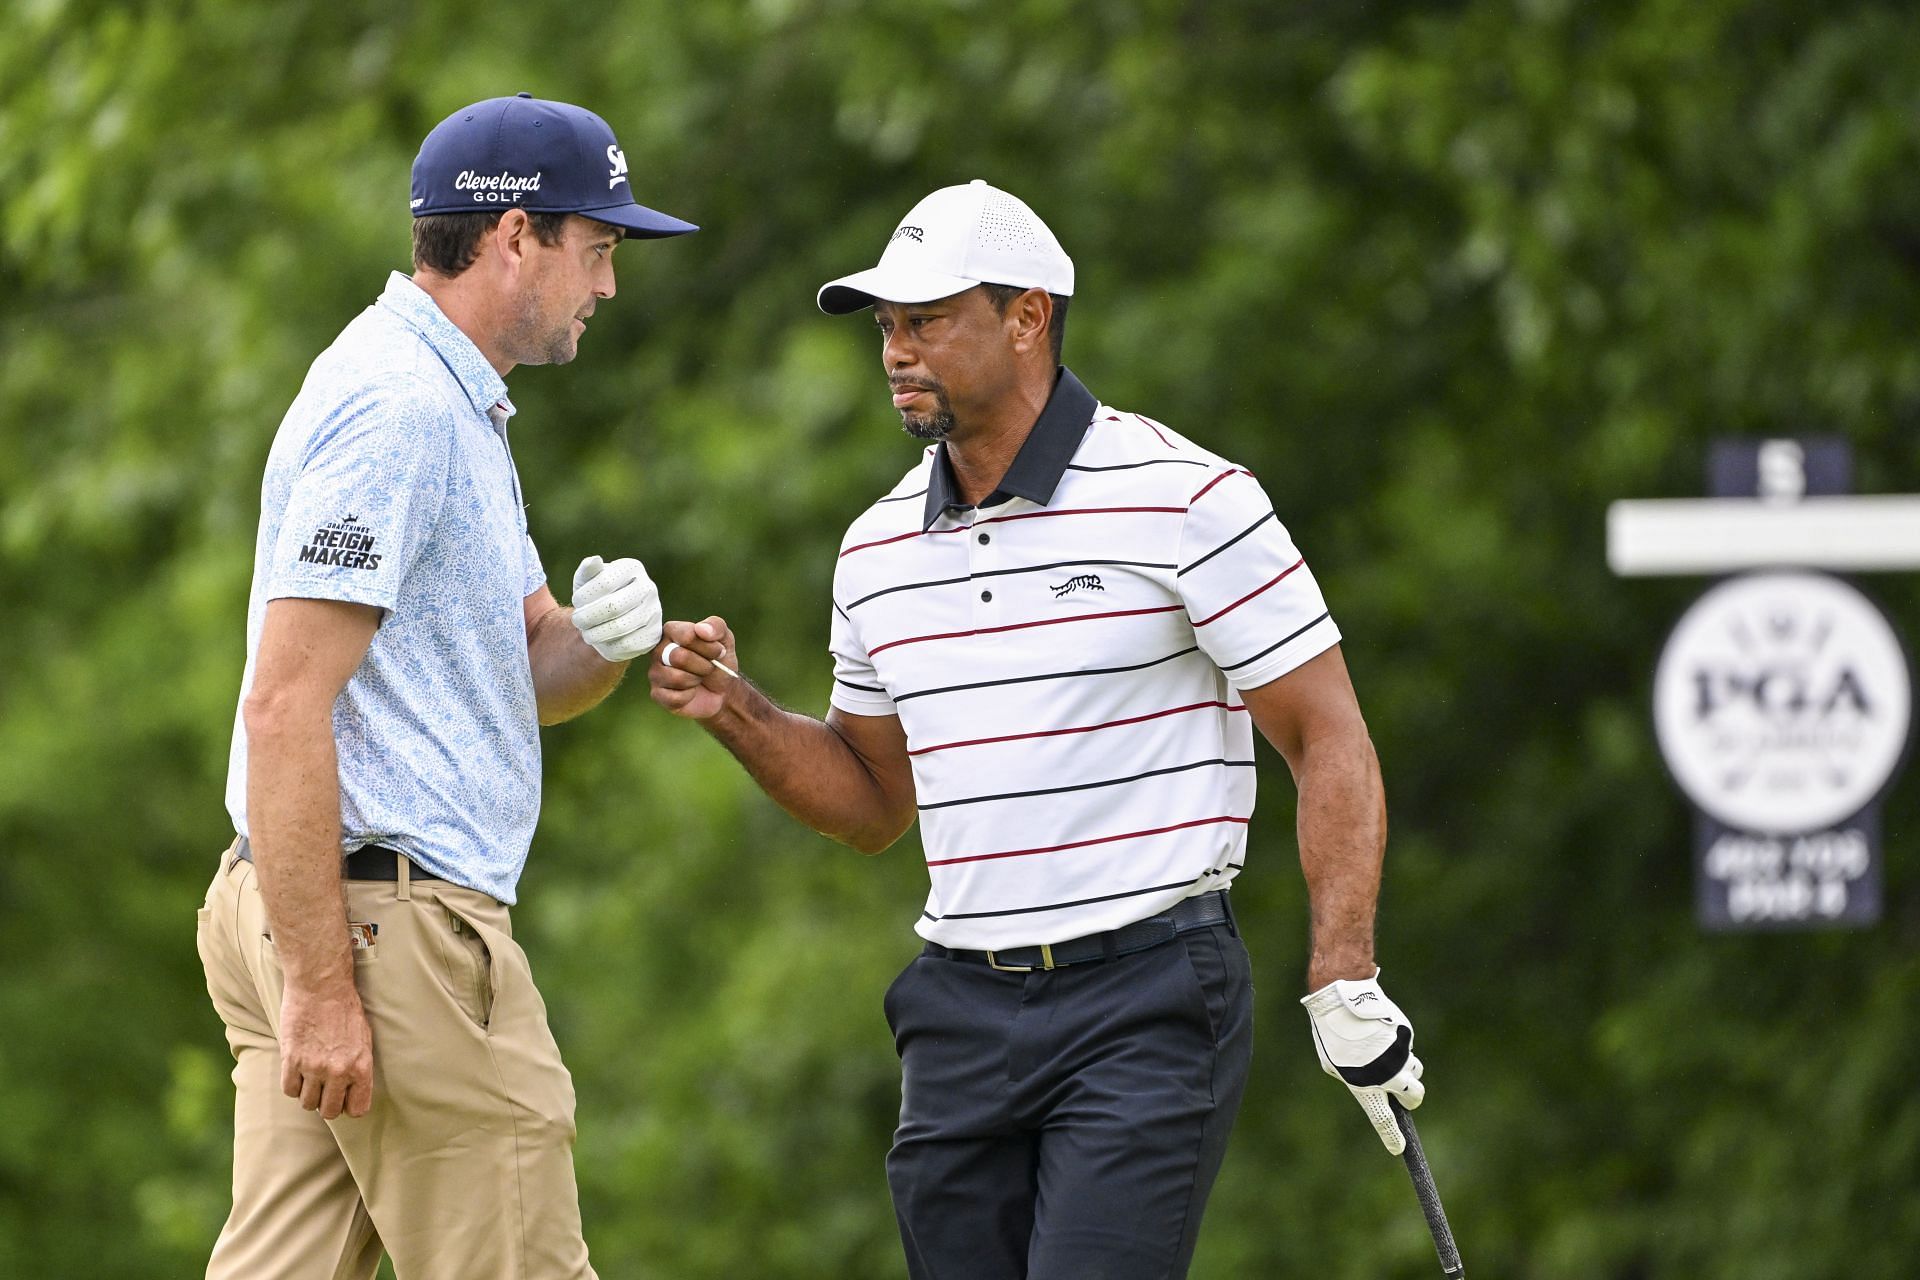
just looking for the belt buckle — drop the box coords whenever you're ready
[986,943,1055,973]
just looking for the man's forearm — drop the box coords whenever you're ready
[245,706,354,995]
[528,605,626,724]
[703,687,909,853]
[1296,730,1388,990]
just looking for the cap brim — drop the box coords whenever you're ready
[816,264,982,315]
[582,201,699,240]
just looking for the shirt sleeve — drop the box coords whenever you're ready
[521,531,547,598]
[266,379,454,613]
[1175,468,1341,689]
[827,589,897,717]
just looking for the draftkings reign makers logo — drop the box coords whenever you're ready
[1653,571,1911,834]
[297,514,382,572]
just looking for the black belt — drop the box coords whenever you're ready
[233,836,441,882]
[925,890,1233,973]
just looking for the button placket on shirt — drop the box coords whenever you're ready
[968,510,1004,630]
[486,402,528,517]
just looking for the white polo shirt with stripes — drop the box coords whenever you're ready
[829,368,1341,949]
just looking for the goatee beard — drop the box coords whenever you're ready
[901,408,955,441]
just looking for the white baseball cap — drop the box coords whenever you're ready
[817,179,1075,314]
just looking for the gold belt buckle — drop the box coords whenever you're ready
[986,943,1055,973]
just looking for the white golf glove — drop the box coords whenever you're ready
[570,555,662,663]
[1302,969,1425,1155]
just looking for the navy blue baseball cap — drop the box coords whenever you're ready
[410,93,697,239]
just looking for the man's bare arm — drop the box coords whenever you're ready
[648,616,917,853]
[1239,644,1388,990]
[523,583,627,725]
[243,596,380,1119]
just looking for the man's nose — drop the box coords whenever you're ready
[883,326,914,369]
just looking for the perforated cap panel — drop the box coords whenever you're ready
[978,188,1045,255]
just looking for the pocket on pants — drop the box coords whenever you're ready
[1179,929,1234,1045]
[194,905,215,980]
[260,928,380,969]
[882,956,919,1041]
[434,900,496,1030]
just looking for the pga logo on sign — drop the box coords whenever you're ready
[1653,570,1911,835]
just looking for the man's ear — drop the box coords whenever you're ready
[490,209,533,278]
[1009,287,1052,356]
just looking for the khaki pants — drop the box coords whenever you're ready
[196,845,597,1279]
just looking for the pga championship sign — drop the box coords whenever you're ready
[1653,571,1909,927]
[1609,438,1917,931]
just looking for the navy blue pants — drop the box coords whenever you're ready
[883,922,1255,1280]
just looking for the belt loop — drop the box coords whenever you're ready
[1220,890,1239,938]
[396,852,412,901]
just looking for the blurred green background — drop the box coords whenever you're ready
[4,1,1919,1275]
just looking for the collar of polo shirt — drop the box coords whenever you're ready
[921,367,1098,531]
[379,273,512,422]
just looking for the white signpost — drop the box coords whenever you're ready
[1608,439,1916,930]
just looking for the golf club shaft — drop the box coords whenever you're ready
[1391,1098,1463,1279]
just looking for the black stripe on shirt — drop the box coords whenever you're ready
[893,645,1202,704]
[846,558,1175,611]
[925,865,1246,922]
[1220,612,1331,672]
[1067,458,1211,474]
[875,486,930,505]
[918,758,1255,811]
[835,677,886,693]
[1177,510,1276,577]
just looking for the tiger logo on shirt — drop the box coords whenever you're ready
[1050,573,1105,599]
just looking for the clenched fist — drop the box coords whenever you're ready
[570,555,662,662]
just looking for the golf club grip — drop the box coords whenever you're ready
[1391,1098,1464,1279]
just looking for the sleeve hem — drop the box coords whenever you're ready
[829,688,898,716]
[1224,618,1342,691]
[264,578,400,614]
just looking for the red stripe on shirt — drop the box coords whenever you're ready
[839,525,972,559]
[1191,558,1303,627]
[908,700,1249,757]
[869,604,1184,659]
[1189,468,1253,505]
[840,505,1185,559]
[925,815,1251,868]
[1132,413,1175,450]
[975,505,1185,528]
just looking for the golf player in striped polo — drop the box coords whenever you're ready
[648,181,1427,1279]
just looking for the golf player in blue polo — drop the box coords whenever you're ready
[196,95,693,1279]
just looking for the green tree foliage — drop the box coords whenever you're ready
[3,1,1918,1275]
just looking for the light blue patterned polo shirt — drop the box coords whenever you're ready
[225,272,548,903]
